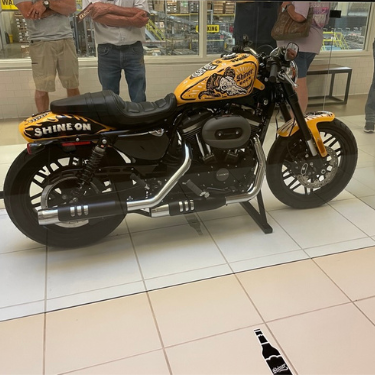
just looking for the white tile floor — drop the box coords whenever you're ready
[0,100,375,374]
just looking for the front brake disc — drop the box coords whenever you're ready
[295,147,338,189]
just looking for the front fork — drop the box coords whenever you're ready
[281,80,319,157]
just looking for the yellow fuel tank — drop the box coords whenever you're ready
[174,53,264,105]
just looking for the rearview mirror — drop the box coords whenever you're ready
[285,42,299,61]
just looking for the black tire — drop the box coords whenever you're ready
[4,145,127,248]
[266,119,358,209]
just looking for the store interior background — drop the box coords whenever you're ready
[0,1,374,119]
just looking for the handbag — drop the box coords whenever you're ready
[271,7,314,41]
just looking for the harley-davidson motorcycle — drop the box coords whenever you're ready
[3,42,358,247]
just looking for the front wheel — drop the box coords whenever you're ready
[4,145,127,247]
[266,119,358,209]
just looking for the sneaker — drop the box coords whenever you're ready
[364,122,374,133]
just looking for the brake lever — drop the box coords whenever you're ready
[278,71,298,88]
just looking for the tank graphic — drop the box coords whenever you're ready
[20,112,114,142]
[174,53,260,104]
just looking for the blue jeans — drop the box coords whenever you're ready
[294,51,316,78]
[365,39,375,123]
[97,42,146,102]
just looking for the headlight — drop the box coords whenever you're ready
[285,61,298,84]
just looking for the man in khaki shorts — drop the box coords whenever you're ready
[13,0,80,112]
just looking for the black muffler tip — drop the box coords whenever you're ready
[38,200,127,225]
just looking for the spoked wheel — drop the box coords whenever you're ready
[266,119,358,208]
[4,145,127,247]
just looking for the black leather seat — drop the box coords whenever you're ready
[50,91,178,128]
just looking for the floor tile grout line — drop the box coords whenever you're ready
[41,279,145,302]
[0,299,45,311]
[268,199,374,250]
[327,198,375,238]
[195,216,237,275]
[126,220,173,375]
[125,218,148,298]
[260,300,353,325]
[351,300,375,328]
[232,271,301,375]
[311,254,375,328]
[302,236,375,253]
[55,348,168,375]
[125,211,248,235]
[266,209,305,250]
[157,324,271,350]
[139,262,231,282]
[0,245,47,255]
[145,291,173,375]
[43,243,48,375]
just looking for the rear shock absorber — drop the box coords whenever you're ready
[76,138,108,192]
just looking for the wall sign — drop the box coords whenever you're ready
[1,0,18,11]
[195,25,220,33]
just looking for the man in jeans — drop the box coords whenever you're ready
[83,0,149,102]
[364,38,375,133]
[13,0,80,112]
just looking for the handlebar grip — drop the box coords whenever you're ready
[269,63,278,83]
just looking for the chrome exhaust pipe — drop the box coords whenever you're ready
[150,137,266,218]
[225,136,266,204]
[127,143,191,212]
[38,143,192,225]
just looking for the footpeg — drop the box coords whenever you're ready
[184,179,209,198]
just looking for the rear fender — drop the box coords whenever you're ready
[277,111,336,157]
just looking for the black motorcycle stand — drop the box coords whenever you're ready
[240,190,273,234]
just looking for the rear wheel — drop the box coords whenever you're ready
[266,119,358,208]
[4,145,127,247]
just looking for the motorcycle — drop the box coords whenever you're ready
[3,41,358,248]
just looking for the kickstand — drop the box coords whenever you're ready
[240,190,273,234]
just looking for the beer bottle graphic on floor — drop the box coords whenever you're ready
[254,329,293,374]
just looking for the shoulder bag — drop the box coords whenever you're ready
[271,7,314,41]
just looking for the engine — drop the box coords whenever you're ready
[177,108,258,197]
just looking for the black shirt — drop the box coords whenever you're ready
[233,2,281,50]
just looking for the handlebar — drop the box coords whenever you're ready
[268,62,279,83]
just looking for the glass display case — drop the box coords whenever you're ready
[0,1,373,60]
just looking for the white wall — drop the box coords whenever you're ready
[308,53,374,98]
[0,50,373,120]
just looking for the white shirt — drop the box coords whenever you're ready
[82,0,149,46]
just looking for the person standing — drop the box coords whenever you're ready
[13,0,80,113]
[277,1,330,114]
[364,38,375,133]
[233,2,280,53]
[83,0,149,102]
